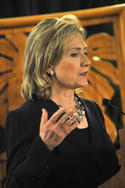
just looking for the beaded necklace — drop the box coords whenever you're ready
[74,94,85,124]
[57,94,85,124]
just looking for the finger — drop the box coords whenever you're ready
[57,110,74,126]
[58,113,78,135]
[50,107,65,123]
[69,113,79,126]
[63,118,78,134]
[69,119,78,127]
[41,108,48,125]
[69,120,78,131]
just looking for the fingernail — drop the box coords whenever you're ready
[42,108,45,113]
[73,112,78,116]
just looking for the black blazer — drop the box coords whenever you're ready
[6,96,120,188]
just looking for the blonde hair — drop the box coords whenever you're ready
[21,14,86,100]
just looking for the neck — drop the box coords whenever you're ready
[50,84,76,109]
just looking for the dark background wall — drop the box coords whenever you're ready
[0,0,125,18]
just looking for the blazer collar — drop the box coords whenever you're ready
[30,95,94,131]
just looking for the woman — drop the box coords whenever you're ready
[6,14,120,188]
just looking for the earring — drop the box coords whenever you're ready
[50,70,54,76]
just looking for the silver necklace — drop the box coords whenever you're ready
[74,95,85,124]
[57,95,85,124]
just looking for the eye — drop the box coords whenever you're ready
[84,51,88,55]
[71,53,78,57]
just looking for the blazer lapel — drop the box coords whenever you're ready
[79,97,105,147]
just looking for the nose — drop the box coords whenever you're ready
[80,55,91,67]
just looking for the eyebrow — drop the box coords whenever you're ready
[70,46,88,51]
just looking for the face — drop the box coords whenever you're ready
[52,33,91,90]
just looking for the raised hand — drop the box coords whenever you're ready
[39,108,78,151]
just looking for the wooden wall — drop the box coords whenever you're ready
[0,4,125,188]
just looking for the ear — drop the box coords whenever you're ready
[46,65,53,74]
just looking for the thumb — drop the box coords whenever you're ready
[41,108,48,125]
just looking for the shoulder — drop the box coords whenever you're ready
[79,96,98,109]
[7,101,32,121]
[6,101,35,129]
[6,100,43,135]
[7,99,42,119]
[6,100,43,143]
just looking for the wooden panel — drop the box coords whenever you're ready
[78,32,123,142]
[113,10,125,124]
[0,3,125,29]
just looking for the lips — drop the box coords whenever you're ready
[79,71,88,76]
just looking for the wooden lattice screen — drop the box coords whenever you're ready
[0,4,125,188]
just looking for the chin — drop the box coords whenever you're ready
[73,80,88,89]
[79,80,88,88]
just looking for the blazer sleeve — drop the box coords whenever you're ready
[6,109,57,188]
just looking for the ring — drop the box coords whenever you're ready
[67,115,72,120]
[69,119,77,127]
[60,122,65,127]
